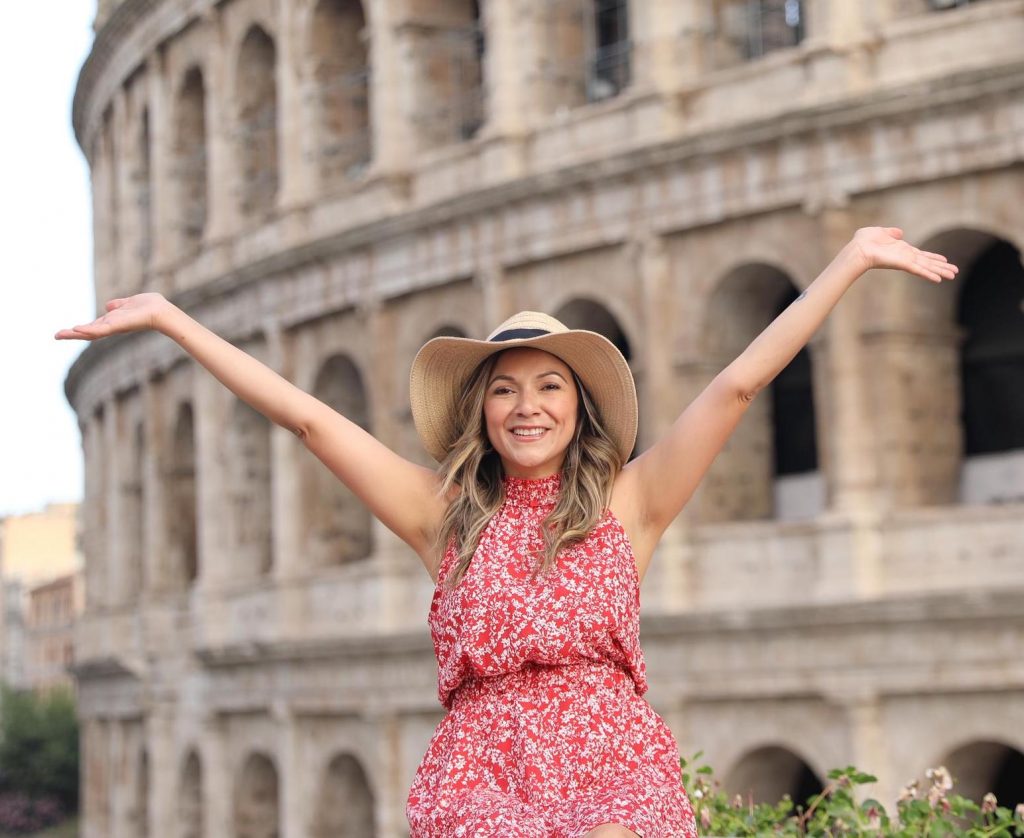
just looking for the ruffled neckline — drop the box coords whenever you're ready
[502,472,562,507]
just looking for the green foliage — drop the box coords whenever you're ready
[681,752,1024,837]
[0,685,79,811]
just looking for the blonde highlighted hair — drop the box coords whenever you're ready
[435,352,624,589]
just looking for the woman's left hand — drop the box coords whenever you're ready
[849,226,959,283]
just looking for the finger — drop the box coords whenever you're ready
[920,251,948,263]
[888,227,904,239]
[105,298,127,310]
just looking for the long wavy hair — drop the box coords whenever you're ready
[434,351,624,589]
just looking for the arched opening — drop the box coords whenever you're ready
[178,750,203,838]
[134,107,153,273]
[133,747,150,838]
[725,745,824,807]
[553,298,637,457]
[539,1,632,109]
[226,400,273,579]
[408,0,484,149]
[942,741,1024,809]
[304,355,373,566]
[168,403,198,590]
[174,67,208,252]
[311,753,376,838]
[234,752,279,838]
[120,419,145,601]
[957,237,1024,504]
[708,0,806,69]
[700,264,822,522]
[236,26,279,220]
[102,107,120,294]
[310,0,371,186]
[85,406,110,609]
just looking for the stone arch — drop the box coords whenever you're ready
[234,752,279,838]
[310,752,376,838]
[303,355,373,567]
[409,0,484,149]
[178,749,203,838]
[940,740,1024,808]
[309,0,371,187]
[235,26,279,220]
[907,228,1024,505]
[724,744,825,807]
[698,263,822,522]
[167,402,198,590]
[174,66,208,252]
[553,296,637,456]
[226,400,274,579]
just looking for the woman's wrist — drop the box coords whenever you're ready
[838,238,873,278]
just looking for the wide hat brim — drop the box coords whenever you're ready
[409,312,638,463]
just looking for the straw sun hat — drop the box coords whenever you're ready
[409,311,638,463]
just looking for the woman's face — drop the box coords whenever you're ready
[483,347,579,479]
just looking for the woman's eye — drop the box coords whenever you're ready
[542,383,560,390]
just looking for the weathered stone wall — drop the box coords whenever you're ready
[69,0,1024,835]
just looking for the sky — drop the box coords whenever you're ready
[0,5,95,517]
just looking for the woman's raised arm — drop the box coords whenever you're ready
[617,227,958,556]
[56,294,447,571]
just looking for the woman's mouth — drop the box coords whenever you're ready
[510,427,548,440]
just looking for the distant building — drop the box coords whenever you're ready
[0,504,84,692]
[25,572,83,693]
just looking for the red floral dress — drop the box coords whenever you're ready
[406,473,698,838]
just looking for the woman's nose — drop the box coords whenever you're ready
[515,391,540,415]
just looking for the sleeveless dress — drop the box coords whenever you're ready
[406,473,698,838]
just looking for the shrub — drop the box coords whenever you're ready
[0,791,64,834]
[681,752,1024,837]
[0,685,78,816]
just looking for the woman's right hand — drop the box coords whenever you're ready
[54,292,172,342]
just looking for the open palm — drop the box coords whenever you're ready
[54,292,169,341]
[851,227,958,283]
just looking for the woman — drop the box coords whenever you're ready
[56,227,956,837]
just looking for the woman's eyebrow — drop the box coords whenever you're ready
[488,370,568,386]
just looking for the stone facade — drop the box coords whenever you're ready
[67,0,1024,835]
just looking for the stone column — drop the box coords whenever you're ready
[145,706,176,838]
[814,207,885,598]
[146,52,173,284]
[194,372,231,591]
[201,715,233,838]
[633,0,705,90]
[203,9,236,242]
[366,1,415,175]
[481,0,537,138]
[275,704,305,838]
[830,687,894,804]
[277,1,315,209]
[634,231,694,611]
[89,132,110,314]
[267,321,304,583]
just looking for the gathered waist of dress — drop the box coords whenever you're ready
[450,658,635,706]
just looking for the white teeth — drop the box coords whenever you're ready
[512,428,546,437]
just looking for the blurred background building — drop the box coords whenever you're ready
[67,0,1023,835]
[0,504,84,693]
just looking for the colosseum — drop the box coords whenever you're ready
[67,0,1024,835]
